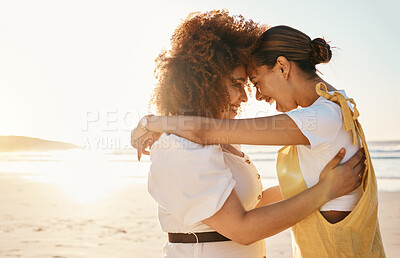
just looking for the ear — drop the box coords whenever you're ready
[276,56,290,80]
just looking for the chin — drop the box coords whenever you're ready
[220,109,239,119]
[275,104,283,112]
[228,111,238,119]
[276,103,290,113]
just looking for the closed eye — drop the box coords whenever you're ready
[234,83,243,88]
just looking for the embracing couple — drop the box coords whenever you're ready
[131,10,385,258]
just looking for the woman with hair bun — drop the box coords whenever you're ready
[132,22,385,257]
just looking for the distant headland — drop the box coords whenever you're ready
[0,136,81,152]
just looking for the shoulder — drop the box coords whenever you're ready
[316,89,352,117]
[287,97,342,130]
[292,96,342,117]
[151,133,223,159]
[150,133,227,177]
[314,96,343,122]
[286,96,344,149]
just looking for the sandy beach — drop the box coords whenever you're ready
[0,175,398,258]
[1,0,399,256]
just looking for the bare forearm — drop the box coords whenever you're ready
[146,115,204,143]
[255,186,283,208]
[146,115,308,146]
[238,184,328,244]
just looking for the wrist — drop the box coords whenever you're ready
[312,182,331,205]
[139,116,149,130]
[146,115,164,133]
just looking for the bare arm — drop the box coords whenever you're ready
[133,114,309,147]
[204,187,323,245]
[255,185,283,208]
[203,148,364,245]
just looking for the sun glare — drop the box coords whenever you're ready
[29,150,134,205]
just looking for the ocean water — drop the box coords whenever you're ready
[0,141,399,198]
[241,141,400,179]
[241,141,400,191]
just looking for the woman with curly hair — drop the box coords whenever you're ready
[134,10,366,257]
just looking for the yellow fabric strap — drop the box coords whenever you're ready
[315,83,360,145]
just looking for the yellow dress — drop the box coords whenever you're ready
[276,83,385,257]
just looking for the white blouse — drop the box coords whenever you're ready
[148,133,266,257]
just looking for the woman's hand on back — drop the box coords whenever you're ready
[318,148,366,201]
[131,115,152,144]
[132,130,162,160]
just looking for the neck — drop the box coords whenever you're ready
[293,76,336,108]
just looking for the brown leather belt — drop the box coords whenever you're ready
[168,232,231,243]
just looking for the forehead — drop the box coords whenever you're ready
[246,66,261,81]
[247,62,260,72]
[231,65,247,79]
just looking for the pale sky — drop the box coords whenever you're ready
[1,0,399,147]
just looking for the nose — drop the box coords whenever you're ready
[256,91,263,101]
[240,87,248,103]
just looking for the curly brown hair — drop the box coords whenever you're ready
[152,10,266,118]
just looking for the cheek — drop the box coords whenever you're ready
[260,77,280,96]
[258,82,271,96]
[228,88,240,103]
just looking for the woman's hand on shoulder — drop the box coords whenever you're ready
[318,148,366,201]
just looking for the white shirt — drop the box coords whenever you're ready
[286,90,363,211]
[149,133,266,257]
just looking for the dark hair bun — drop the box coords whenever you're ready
[310,38,332,65]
